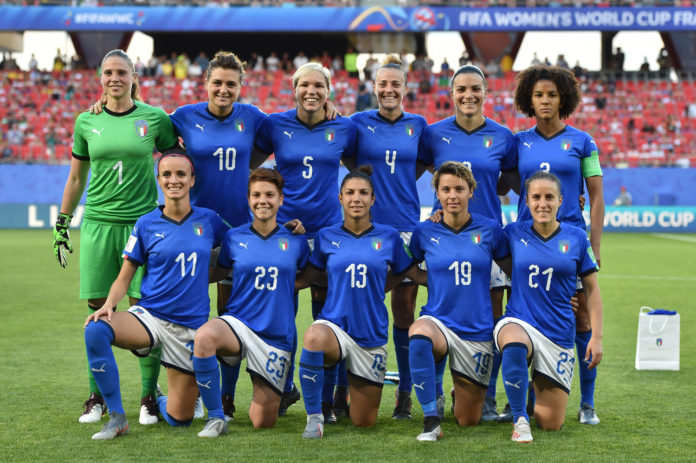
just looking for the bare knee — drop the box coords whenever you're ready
[193,325,219,357]
[351,415,376,427]
[251,414,277,429]
[303,326,328,350]
[455,414,480,427]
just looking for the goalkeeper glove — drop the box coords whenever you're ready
[53,212,73,268]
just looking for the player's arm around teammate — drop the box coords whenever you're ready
[407,162,511,442]
[295,167,416,439]
[495,172,603,443]
[82,153,227,440]
[191,168,310,436]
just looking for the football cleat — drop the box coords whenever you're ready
[92,412,129,440]
[79,392,106,423]
[417,416,443,442]
[302,414,324,439]
[481,396,499,422]
[139,394,159,425]
[222,393,235,422]
[578,403,600,425]
[197,417,229,438]
[278,384,301,417]
[511,416,533,443]
[333,385,349,418]
[322,402,337,424]
[392,390,412,419]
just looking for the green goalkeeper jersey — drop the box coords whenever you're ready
[72,102,178,224]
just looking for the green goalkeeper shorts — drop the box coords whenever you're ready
[79,221,144,300]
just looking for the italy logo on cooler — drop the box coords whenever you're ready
[372,238,382,250]
[134,120,148,138]
[193,223,204,236]
[235,119,244,132]
[278,238,289,251]
[656,338,663,347]
[325,128,335,142]
[483,135,494,148]
[405,124,414,137]
[559,240,570,253]
[561,139,571,151]
[471,232,482,245]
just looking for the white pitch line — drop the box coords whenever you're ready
[600,274,696,281]
[651,233,696,244]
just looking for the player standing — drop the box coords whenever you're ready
[418,65,517,420]
[53,49,178,426]
[507,65,605,424]
[296,166,417,439]
[191,168,310,437]
[495,171,603,442]
[407,162,510,441]
[83,153,228,440]
[254,62,356,416]
[345,55,428,420]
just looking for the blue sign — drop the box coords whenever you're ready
[1,6,695,32]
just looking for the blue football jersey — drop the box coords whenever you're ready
[418,116,516,224]
[350,110,427,231]
[503,221,599,348]
[309,223,414,347]
[255,109,357,237]
[169,102,267,226]
[409,215,510,341]
[123,206,228,329]
[515,125,600,228]
[217,225,310,352]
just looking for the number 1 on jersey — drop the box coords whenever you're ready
[112,160,123,185]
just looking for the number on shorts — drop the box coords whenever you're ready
[185,340,194,360]
[371,353,386,377]
[556,351,575,377]
[265,351,288,381]
[473,351,491,376]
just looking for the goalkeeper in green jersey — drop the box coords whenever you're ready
[54,49,178,425]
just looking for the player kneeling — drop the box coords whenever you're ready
[192,168,309,437]
[83,154,227,440]
[495,172,603,443]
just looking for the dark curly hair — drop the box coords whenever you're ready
[514,65,580,120]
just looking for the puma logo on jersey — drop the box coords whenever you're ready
[367,125,376,133]
[195,124,205,132]
[283,131,294,140]
[155,233,165,238]
[442,137,452,144]
[520,239,528,247]
[413,381,426,391]
[197,380,212,390]
[430,237,440,245]
[301,374,318,383]
[523,142,533,149]
[331,241,341,248]
[92,128,104,137]
[239,242,248,250]
[504,380,522,389]
[91,363,106,373]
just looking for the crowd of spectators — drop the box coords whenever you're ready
[3,1,695,7]
[2,49,695,168]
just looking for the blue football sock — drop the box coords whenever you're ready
[156,396,192,427]
[487,348,502,399]
[409,335,437,417]
[84,320,124,414]
[393,326,412,393]
[337,358,349,387]
[576,330,596,407]
[501,343,529,422]
[193,355,224,420]
[434,356,447,397]
[322,363,338,404]
[220,363,240,399]
[284,328,298,394]
[299,349,324,415]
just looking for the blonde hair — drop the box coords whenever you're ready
[292,62,331,90]
[376,54,407,83]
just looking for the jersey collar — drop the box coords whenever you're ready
[205,105,235,123]
[530,223,562,242]
[453,117,486,135]
[439,216,473,234]
[341,224,374,239]
[249,224,281,240]
[376,111,404,126]
[159,205,194,225]
[534,126,567,141]
[103,104,137,117]
[294,114,329,131]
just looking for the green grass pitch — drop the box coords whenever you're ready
[1,230,694,461]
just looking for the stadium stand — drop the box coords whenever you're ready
[1,66,694,167]
[2,1,695,6]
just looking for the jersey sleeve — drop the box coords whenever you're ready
[501,130,518,172]
[297,237,310,271]
[491,223,510,260]
[341,117,357,159]
[153,107,179,151]
[211,213,229,248]
[250,105,268,136]
[71,113,90,160]
[408,223,426,263]
[579,235,599,277]
[254,116,274,154]
[308,232,327,270]
[390,230,415,275]
[168,107,184,136]
[217,230,235,269]
[122,217,146,266]
[417,125,434,165]
[581,134,603,177]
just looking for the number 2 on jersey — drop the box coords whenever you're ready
[528,264,553,290]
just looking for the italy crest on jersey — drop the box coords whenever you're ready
[235,119,244,132]
[483,135,494,148]
[405,124,414,137]
[561,139,571,151]
[278,238,289,251]
[325,128,335,142]
[135,120,148,138]
[471,232,482,245]
[193,223,204,236]
[559,240,570,253]
[372,238,382,251]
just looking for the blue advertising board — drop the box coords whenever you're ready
[1,6,695,32]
